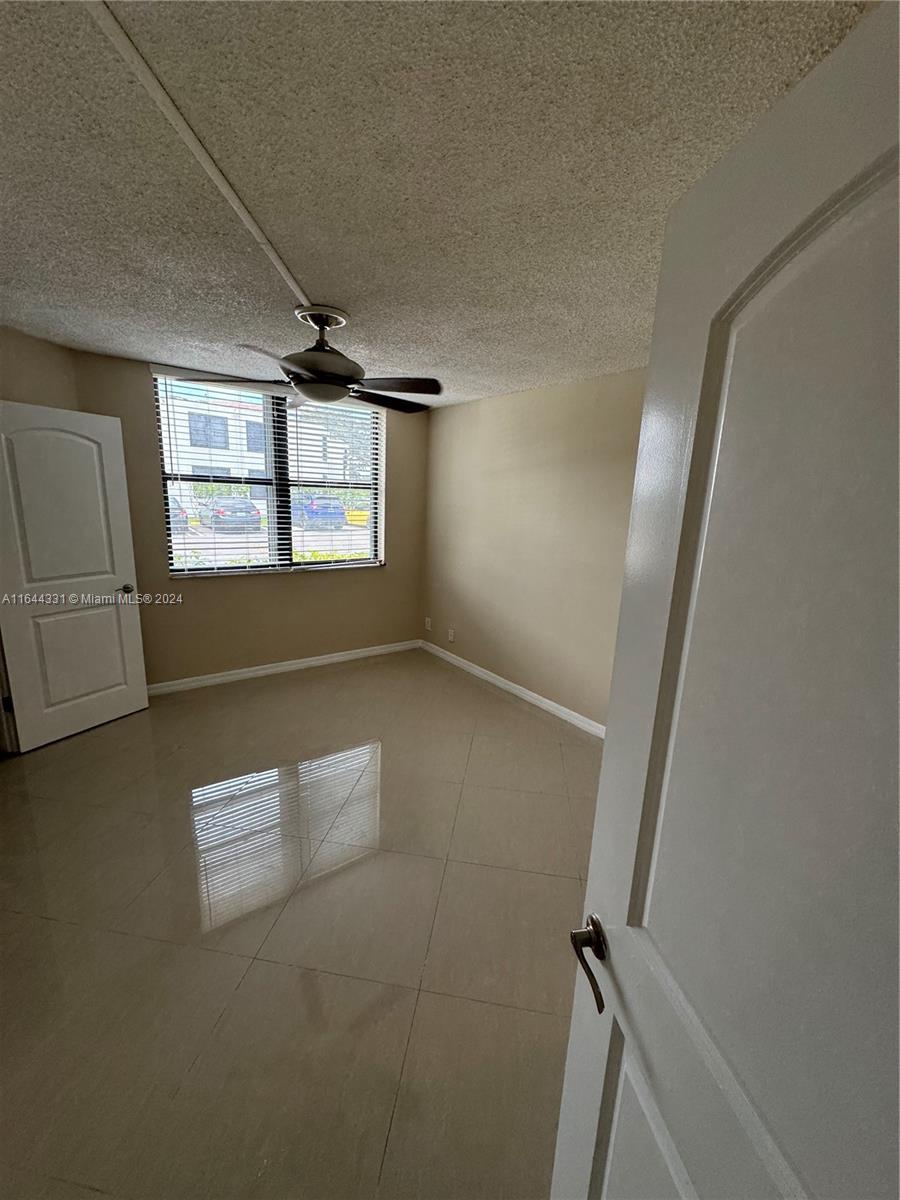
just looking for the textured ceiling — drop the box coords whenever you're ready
[1,1,864,404]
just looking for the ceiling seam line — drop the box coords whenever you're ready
[83,0,311,307]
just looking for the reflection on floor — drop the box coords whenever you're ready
[0,649,602,1199]
[191,744,379,935]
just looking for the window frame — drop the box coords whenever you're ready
[155,378,385,578]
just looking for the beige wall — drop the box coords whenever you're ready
[1,328,428,685]
[424,372,645,725]
[0,326,80,411]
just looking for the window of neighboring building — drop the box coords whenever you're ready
[188,411,229,449]
[155,376,384,575]
[248,468,267,500]
[192,465,230,477]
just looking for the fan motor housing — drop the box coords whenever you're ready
[282,348,364,380]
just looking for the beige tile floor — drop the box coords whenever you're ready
[0,649,602,1200]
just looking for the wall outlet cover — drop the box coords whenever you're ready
[424,617,432,631]
[448,628,455,643]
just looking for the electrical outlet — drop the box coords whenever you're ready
[424,616,432,631]
[448,627,455,643]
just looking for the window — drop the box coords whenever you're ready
[245,420,265,453]
[188,411,229,449]
[155,375,383,575]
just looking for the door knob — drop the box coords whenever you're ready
[118,583,134,594]
[570,913,608,1014]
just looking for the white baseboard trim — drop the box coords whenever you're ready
[147,640,421,696]
[419,641,605,739]
[148,638,606,739]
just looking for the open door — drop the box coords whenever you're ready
[553,8,897,1199]
[0,400,148,751]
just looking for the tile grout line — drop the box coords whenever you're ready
[314,748,382,847]
[241,955,569,1022]
[253,957,418,994]
[447,854,581,882]
[375,987,421,1192]
[425,727,476,984]
[0,907,84,931]
[418,984,570,1021]
[559,736,587,887]
[174,950,256,1097]
[107,825,199,923]
[248,835,324,963]
[0,905,256,970]
[297,834,581,881]
[560,735,600,886]
[375,729,474,1191]
[0,1158,120,1198]
[3,911,258,1107]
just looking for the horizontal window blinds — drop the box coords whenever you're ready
[154,375,383,575]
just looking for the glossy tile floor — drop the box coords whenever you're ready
[0,650,602,1200]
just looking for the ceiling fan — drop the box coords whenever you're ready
[179,305,441,413]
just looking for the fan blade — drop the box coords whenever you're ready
[174,375,300,399]
[354,390,430,414]
[176,376,285,386]
[238,343,316,380]
[359,377,442,395]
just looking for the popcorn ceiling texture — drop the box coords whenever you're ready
[1,1,864,404]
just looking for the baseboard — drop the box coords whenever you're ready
[147,640,421,696]
[418,641,605,739]
[148,639,606,738]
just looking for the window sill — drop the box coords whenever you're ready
[168,559,385,580]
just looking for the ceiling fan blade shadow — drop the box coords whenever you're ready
[354,390,430,414]
[238,343,315,380]
[238,343,285,364]
[359,377,442,395]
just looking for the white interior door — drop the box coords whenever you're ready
[0,400,148,751]
[553,9,898,1200]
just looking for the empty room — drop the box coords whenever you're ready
[0,3,897,1199]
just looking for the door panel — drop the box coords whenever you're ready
[35,606,128,704]
[603,1062,697,1200]
[554,8,898,1199]
[641,182,897,1200]
[8,428,114,580]
[591,937,797,1200]
[0,401,148,750]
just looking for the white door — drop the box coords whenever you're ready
[553,8,897,1200]
[0,400,148,751]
